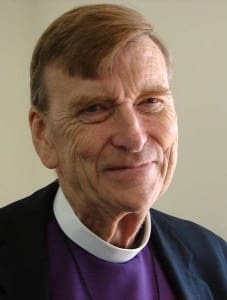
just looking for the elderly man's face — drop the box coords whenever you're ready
[36,36,177,215]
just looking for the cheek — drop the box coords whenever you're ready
[148,111,178,151]
[50,109,110,166]
[63,124,109,163]
[50,119,84,163]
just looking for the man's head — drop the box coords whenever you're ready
[29,4,178,217]
[30,4,172,112]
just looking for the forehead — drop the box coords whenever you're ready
[44,37,169,106]
[113,36,166,75]
[105,36,169,95]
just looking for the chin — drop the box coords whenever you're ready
[111,189,159,214]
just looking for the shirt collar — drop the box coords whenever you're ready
[53,187,151,263]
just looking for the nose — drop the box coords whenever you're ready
[111,104,147,152]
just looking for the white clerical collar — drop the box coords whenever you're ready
[53,187,151,263]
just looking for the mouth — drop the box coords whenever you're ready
[104,162,154,172]
[100,161,158,184]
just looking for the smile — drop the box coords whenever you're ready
[104,162,155,175]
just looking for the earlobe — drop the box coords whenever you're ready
[29,106,58,169]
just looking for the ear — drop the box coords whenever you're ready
[29,106,58,169]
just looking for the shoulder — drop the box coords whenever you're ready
[0,181,59,235]
[150,209,227,298]
[150,208,227,256]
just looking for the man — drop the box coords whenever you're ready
[0,4,226,300]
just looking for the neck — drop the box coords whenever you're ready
[78,210,147,249]
[60,183,148,249]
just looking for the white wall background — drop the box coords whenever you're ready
[0,0,226,240]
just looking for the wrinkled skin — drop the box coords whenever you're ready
[29,36,178,248]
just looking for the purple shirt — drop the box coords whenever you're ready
[47,219,176,300]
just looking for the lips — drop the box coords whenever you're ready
[104,162,153,172]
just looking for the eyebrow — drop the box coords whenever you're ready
[66,85,171,112]
[140,86,171,97]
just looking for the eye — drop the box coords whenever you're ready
[139,97,164,113]
[144,98,158,103]
[84,103,105,113]
[78,102,113,124]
